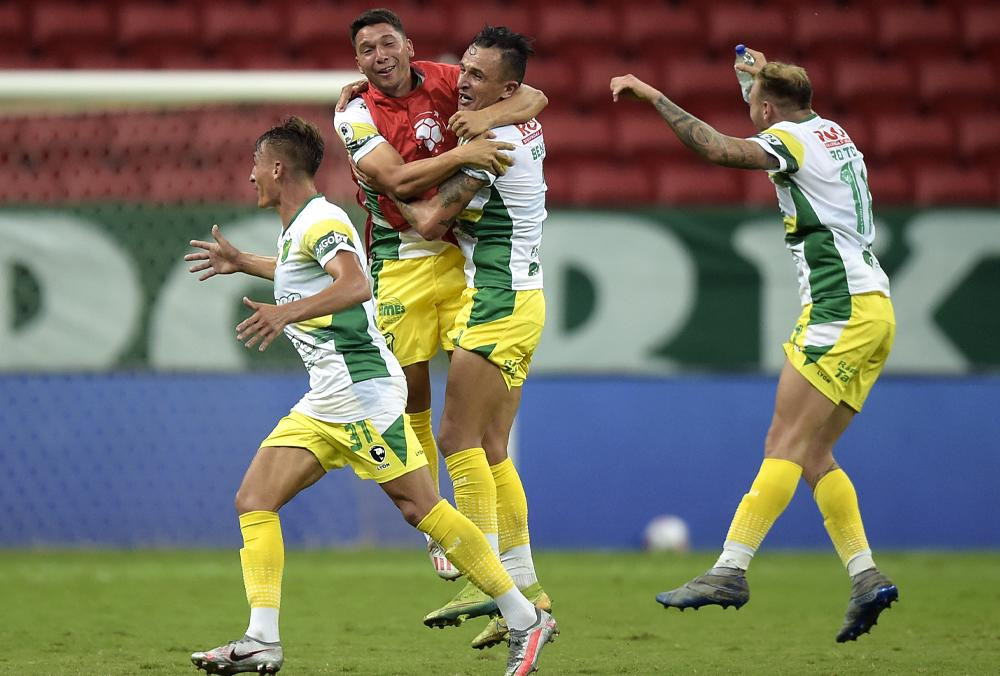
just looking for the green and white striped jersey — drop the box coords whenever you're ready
[748,114,891,305]
[274,194,405,423]
[457,119,546,290]
[334,97,452,261]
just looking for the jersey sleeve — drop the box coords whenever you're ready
[333,98,385,164]
[300,218,360,268]
[748,123,805,174]
[457,124,523,187]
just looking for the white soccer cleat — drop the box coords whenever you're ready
[191,635,283,674]
[427,538,463,581]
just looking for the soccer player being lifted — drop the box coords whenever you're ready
[333,9,552,650]
[611,49,898,643]
[184,117,557,676]
[358,25,554,657]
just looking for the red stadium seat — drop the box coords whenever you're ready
[957,114,1000,166]
[833,59,916,115]
[913,166,995,205]
[287,3,364,66]
[60,163,146,202]
[707,4,791,58]
[614,111,688,162]
[576,56,660,106]
[830,115,872,156]
[876,5,959,56]
[793,6,875,55]
[701,112,756,141]
[541,161,574,206]
[536,4,617,59]
[572,163,653,205]
[870,115,954,164]
[0,2,26,57]
[537,110,613,159]
[451,6,532,56]
[31,2,113,65]
[919,60,997,114]
[620,6,704,60]
[656,162,743,205]
[118,4,200,67]
[663,57,746,118]
[110,111,199,155]
[524,59,576,104]
[866,164,912,205]
[744,171,779,206]
[203,3,284,64]
[962,5,1000,62]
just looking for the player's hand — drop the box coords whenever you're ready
[610,74,663,104]
[349,159,384,192]
[735,47,767,76]
[236,297,289,352]
[459,136,516,175]
[335,78,370,112]
[448,109,492,139]
[186,224,242,281]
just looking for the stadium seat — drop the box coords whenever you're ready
[876,5,959,56]
[919,60,997,114]
[701,112,756,141]
[31,2,114,65]
[540,161,574,206]
[19,115,113,154]
[957,113,1000,166]
[572,163,653,205]
[536,4,617,59]
[118,4,200,68]
[833,59,916,115]
[744,171,779,206]
[523,59,576,104]
[870,115,954,165]
[203,3,284,60]
[830,115,872,156]
[866,164,912,205]
[537,109,613,159]
[962,5,1000,63]
[707,4,791,58]
[60,163,144,202]
[913,166,995,205]
[663,57,746,118]
[287,3,365,67]
[376,1,451,60]
[656,162,742,205]
[450,5,532,56]
[110,111,198,155]
[620,6,704,60]
[576,56,660,106]
[614,111,688,162]
[0,2,26,58]
[792,6,875,55]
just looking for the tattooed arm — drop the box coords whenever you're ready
[610,74,778,170]
[390,171,489,240]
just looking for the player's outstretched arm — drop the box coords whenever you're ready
[390,172,488,241]
[610,74,778,170]
[185,224,277,281]
[357,136,514,201]
[449,83,548,139]
[236,250,371,352]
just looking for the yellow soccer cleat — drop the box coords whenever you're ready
[423,581,499,628]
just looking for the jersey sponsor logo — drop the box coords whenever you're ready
[280,238,292,262]
[759,133,785,147]
[314,232,350,260]
[413,111,446,154]
[377,296,406,327]
[516,119,543,144]
[338,122,355,143]
[369,444,387,463]
[813,125,853,149]
[277,292,302,305]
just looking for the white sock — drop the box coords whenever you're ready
[501,544,538,589]
[847,550,876,577]
[245,607,280,643]
[493,587,538,631]
[485,533,500,555]
[714,540,755,571]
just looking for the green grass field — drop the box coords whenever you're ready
[3,549,998,675]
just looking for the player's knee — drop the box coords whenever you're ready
[395,498,425,527]
[235,486,277,515]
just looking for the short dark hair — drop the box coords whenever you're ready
[351,8,405,46]
[756,62,813,110]
[255,116,324,177]
[471,26,534,83]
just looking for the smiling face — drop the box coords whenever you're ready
[456,44,518,112]
[354,23,414,97]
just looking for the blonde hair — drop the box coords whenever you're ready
[756,62,812,110]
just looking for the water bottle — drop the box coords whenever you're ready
[735,44,756,103]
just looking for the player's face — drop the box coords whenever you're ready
[748,80,767,131]
[456,45,516,111]
[354,24,414,96]
[249,145,280,209]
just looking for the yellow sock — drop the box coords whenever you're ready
[417,499,514,598]
[409,409,439,489]
[239,510,284,610]
[491,458,530,551]
[718,458,802,569]
[814,468,875,575]
[445,448,498,550]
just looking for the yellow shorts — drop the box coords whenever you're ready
[259,409,426,484]
[371,246,466,367]
[783,292,895,412]
[448,287,545,389]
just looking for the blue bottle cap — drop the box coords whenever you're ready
[735,44,747,55]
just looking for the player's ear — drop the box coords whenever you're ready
[405,38,414,58]
[272,160,282,179]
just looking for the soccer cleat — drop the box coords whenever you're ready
[427,538,463,581]
[655,567,750,610]
[191,635,283,675]
[472,583,552,650]
[505,608,559,676]
[423,580,499,628]
[836,568,898,643]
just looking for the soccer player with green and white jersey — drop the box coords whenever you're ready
[611,50,898,643]
[183,116,557,676]
[367,26,556,660]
